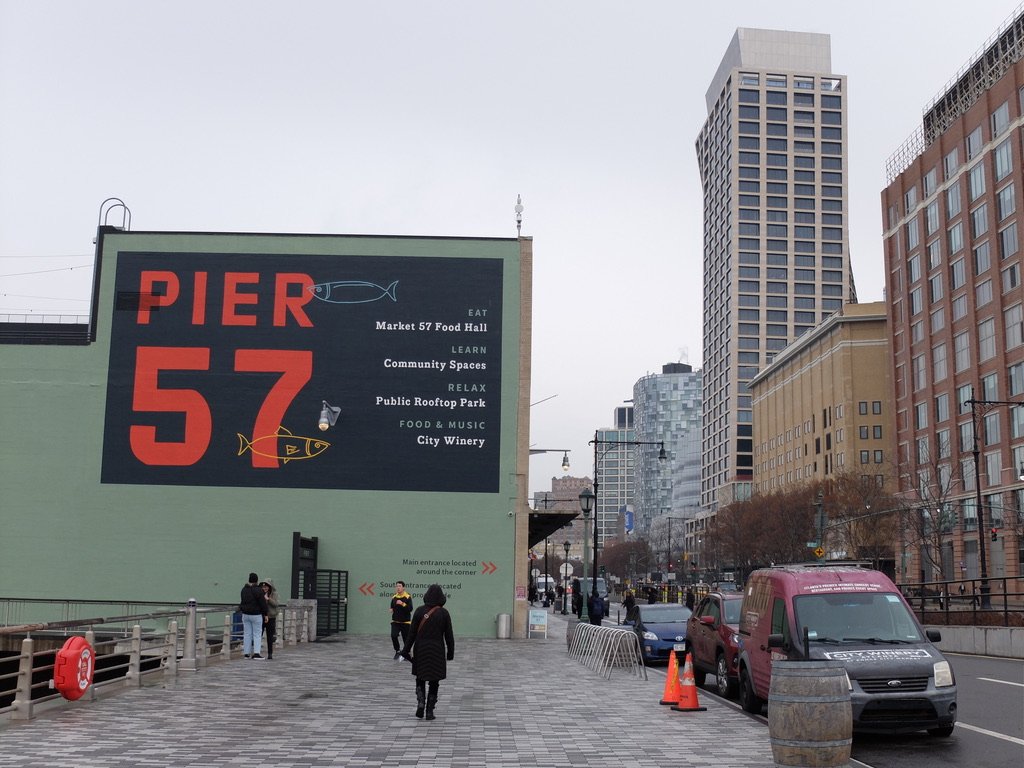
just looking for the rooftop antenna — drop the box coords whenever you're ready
[514,194,523,236]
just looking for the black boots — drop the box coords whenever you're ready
[415,681,426,719]
[425,694,437,721]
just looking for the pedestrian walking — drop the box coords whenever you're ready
[239,572,268,659]
[685,587,695,612]
[587,589,605,625]
[260,580,279,660]
[622,589,638,623]
[389,580,414,660]
[571,578,582,618]
[400,583,454,721]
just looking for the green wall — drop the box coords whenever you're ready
[0,231,526,637]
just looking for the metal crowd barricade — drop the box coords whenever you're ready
[567,622,646,680]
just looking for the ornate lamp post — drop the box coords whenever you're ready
[578,488,594,621]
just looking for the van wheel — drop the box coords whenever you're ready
[716,653,738,698]
[739,668,764,714]
[928,725,954,737]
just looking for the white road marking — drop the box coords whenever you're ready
[977,676,1024,688]
[956,722,1024,745]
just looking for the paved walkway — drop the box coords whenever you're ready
[0,612,773,767]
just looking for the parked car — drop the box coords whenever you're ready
[686,591,743,698]
[626,603,692,663]
[736,564,956,736]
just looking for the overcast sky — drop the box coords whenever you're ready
[1,0,1020,499]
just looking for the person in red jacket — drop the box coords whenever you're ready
[401,583,455,720]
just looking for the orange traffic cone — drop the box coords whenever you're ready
[671,652,707,712]
[659,649,682,705]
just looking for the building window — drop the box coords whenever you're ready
[999,222,1019,258]
[859,450,869,464]
[954,331,971,372]
[873,450,884,464]
[913,354,927,391]
[935,393,949,423]
[944,147,960,179]
[1005,303,1023,349]
[950,257,966,289]
[929,273,944,302]
[873,425,883,439]
[974,241,991,274]
[952,294,968,321]
[858,401,868,416]
[872,401,882,415]
[971,203,989,238]
[931,306,945,333]
[969,163,987,201]
[995,138,1013,180]
[1004,263,1021,294]
[923,167,938,197]
[859,425,869,439]
[967,126,983,159]
[976,279,993,307]
[978,318,996,361]
[914,402,928,430]
[991,100,1010,136]
[946,181,962,218]
[932,343,948,382]
[997,183,1015,219]
[948,221,963,254]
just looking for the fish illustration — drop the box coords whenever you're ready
[308,279,398,304]
[237,426,330,464]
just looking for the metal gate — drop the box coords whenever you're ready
[314,570,348,636]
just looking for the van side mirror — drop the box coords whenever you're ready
[767,633,785,649]
[926,629,942,643]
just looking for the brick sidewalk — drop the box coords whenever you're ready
[0,612,773,767]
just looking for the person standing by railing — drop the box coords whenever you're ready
[240,572,268,659]
[261,580,279,660]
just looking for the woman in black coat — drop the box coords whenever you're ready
[401,583,454,720]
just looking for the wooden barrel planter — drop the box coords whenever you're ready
[767,660,852,768]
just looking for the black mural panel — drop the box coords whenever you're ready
[101,252,503,491]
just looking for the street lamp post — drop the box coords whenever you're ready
[966,393,1024,609]
[578,488,594,621]
[542,539,550,607]
[588,433,667,603]
[562,540,571,614]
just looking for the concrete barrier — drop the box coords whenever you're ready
[927,625,1024,658]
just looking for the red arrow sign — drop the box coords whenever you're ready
[481,561,497,575]
[358,582,375,596]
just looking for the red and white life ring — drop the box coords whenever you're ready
[53,636,95,701]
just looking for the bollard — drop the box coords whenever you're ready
[166,619,179,677]
[180,597,198,672]
[221,614,233,659]
[496,613,511,639]
[11,637,34,721]
[197,616,209,667]
[126,624,142,688]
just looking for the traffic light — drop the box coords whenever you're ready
[991,527,999,541]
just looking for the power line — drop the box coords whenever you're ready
[0,263,94,278]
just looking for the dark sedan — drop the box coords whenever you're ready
[626,603,692,663]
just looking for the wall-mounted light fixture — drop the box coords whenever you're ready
[529,448,571,472]
[318,401,341,432]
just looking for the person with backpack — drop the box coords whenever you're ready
[400,583,455,720]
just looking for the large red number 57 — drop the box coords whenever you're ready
[130,346,212,465]
[235,349,313,468]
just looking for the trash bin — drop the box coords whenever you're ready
[496,613,511,639]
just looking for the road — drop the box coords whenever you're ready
[646,649,1023,768]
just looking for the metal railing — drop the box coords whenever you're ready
[899,576,1024,627]
[567,622,647,680]
[0,599,317,722]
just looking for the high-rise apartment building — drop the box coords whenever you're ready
[697,28,855,517]
[632,363,703,536]
[593,406,635,549]
[882,11,1024,582]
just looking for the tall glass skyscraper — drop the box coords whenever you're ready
[632,363,703,536]
[696,28,855,516]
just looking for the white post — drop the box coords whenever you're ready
[11,637,34,721]
[180,598,198,672]
[166,619,179,677]
[126,624,142,688]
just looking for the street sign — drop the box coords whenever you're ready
[813,546,825,558]
[531,567,540,578]
[560,563,573,577]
